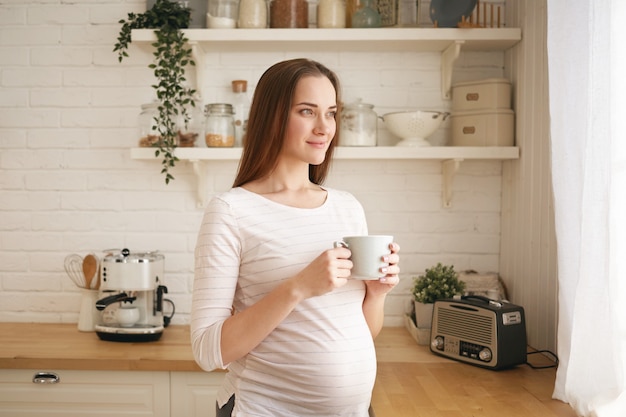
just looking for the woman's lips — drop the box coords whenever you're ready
[307,140,327,149]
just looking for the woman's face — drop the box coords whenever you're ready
[281,75,337,166]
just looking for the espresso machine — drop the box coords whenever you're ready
[94,248,174,342]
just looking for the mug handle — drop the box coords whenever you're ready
[333,241,348,249]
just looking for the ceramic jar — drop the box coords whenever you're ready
[317,0,345,28]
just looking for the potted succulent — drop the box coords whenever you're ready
[411,263,466,329]
[114,0,197,184]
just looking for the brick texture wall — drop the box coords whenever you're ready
[0,0,506,326]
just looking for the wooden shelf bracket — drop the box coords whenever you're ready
[442,158,463,208]
[441,40,464,100]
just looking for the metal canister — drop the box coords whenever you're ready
[204,103,235,147]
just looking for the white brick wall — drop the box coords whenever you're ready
[0,0,507,327]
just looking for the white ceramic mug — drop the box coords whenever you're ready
[115,304,140,327]
[334,235,394,280]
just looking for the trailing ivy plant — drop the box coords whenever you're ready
[114,0,196,184]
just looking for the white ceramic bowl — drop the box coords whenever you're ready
[382,111,449,146]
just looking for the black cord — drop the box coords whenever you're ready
[525,350,559,369]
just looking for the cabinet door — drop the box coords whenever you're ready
[170,371,226,417]
[0,369,169,417]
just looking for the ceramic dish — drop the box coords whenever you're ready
[429,0,477,28]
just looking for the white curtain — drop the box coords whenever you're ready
[547,0,626,416]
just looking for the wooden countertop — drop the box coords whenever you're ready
[0,323,429,372]
[0,323,202,371]
[0,323,575,417]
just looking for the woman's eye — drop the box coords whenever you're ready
[300,108,314,116]
[327,111,337,118]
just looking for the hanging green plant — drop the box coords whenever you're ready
[114,0,197,184]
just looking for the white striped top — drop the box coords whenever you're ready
[191,187,375,417]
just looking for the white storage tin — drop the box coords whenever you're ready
[450,109,515,146]
[452,78,511,111]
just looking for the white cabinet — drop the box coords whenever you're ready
[170,372,225,417]
[0,369,225,417]
[0,369,170,417]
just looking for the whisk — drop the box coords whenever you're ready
[64,253,86,289]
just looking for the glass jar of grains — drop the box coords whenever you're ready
[238,0,268,27]
[176,100,203,148]
[204,103,236,147]
[270,0,308,28]
[138,101,161,147]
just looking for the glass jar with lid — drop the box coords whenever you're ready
[270,0,308,28]
[204,103,236,147]
[138,101,161,147]
[340,99,378,146]
[238,0,268,27]
[176,99,203,148]
[207,0,240,28]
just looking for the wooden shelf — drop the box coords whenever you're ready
[131,146,518,161]
[131,146,519,208]
[129,27,522,206]
[130,27,521,99]
[131,28,521,51]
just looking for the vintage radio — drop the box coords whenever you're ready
[430,295,527,370]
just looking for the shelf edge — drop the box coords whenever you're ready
[130,146,519,161]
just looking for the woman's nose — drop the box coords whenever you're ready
[314,116,334,135]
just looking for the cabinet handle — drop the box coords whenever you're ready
[32,372,60,384]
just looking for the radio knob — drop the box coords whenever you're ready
[479,348,492,362]
[432,336,445,351]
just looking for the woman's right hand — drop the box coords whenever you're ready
[291,246,353,299]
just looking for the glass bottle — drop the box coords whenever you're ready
[340,99,377,146]
[317,0,345,28]
[238,0,268,28]
[138,101,161,147]
[270,0,308,28]
[345,0,358,27]
[351,0,381,28]
[204,103,236,147]
[207,0,240,28]
[231,80,251,147]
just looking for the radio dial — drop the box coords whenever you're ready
[479,348,492,362]
[432,336,445,351]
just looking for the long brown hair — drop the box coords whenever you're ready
[232,58,341,188]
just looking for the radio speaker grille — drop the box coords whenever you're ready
[437,307,494,345]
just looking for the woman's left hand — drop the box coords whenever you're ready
[364,242,400,296]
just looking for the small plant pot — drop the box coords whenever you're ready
[414,301,434,329]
